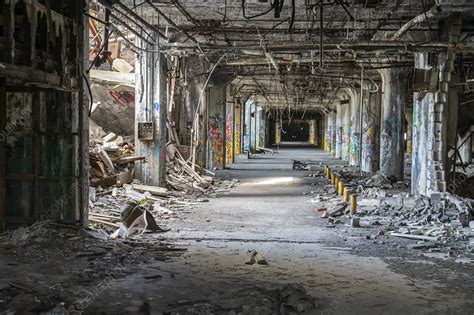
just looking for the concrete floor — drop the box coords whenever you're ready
[1,148,472,314]
[126,147,471,314]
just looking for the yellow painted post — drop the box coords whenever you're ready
[350,194,357,214]
[343,187,350,203]
[338,181,344,195]
[327,168,332,179]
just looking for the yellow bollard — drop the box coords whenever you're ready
[338,181,344,195]
[343,187,350,203]
[350,194,357,214]
[333,176,338,188]
[328,168,332,180]
[324,166,328,177]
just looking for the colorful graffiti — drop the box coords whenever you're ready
[362,127,376,172]
[350,132,360,166]
[225,109,234,166]
[234,104,241,155]
[209,114,224,169]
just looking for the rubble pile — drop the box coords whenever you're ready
[310,167,474,252]
[87,125,239,238]
[89,128,143,188]
[0,221,184,313]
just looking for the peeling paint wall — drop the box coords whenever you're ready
[0,0,87,227]
[134,44,167,186]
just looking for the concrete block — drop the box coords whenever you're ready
[434,91,447,103]
[434,103,444,113]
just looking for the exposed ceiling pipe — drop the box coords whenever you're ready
[112,0,169,40]
[145,0,199,44]
[390,5,442,41]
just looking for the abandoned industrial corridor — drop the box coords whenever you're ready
[1,0,474,314]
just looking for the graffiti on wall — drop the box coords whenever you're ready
[209,114,224,169]
[362,127,376,171]
[225,111,234,165]
[350,132,360,165]
[342,125,351,160]
[234,105,241,155]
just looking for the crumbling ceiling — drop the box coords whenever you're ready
[96,0,474,109]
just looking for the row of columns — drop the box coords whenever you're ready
[323,15,467,197]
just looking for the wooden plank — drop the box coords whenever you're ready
[132,184,168,197]
[115,155,146,165]
[97,147,115,172]
[390,232,438,242]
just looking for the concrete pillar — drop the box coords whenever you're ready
[309,119,317,145]
[349,89,361,166]
[275,121,281,145]
[234,98,242,155]
[250,103,257,152]
[405,109,413,156]
[361,88,381,173]
[324,114,329,151]
[335,104,343,159]
[208,84,226,169]
[331,111,336,155]
[225,94,234,166]
[196,81,208,167]
[134,42,167,186]
[257,107,265,147]
[342,103,351,162]
[411,53,433,195]
[379,67,410,180]
[244,100,251,152]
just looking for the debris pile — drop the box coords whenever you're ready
[166,142,238,194]
[89,128,143,188]
[0,221,184,313]
[310,167,474,252]
[293,159,310,171]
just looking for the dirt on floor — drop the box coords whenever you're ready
[0,148,473,314]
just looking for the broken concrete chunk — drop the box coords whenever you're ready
[326,204,347,217]
[245,250,268,265]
